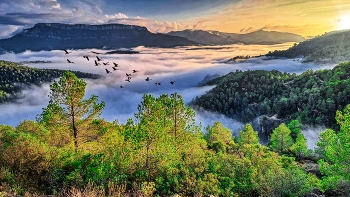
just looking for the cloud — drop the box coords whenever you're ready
[0,44,336,146]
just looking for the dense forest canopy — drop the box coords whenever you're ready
[265,29,350,63]
[0,60,100,103]
[0,71,349,196]
[192,61,350,133]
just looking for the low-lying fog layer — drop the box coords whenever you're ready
[0,44,334,147]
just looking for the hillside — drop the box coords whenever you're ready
[266,29,350,63]
[0,23,198,53]
[191,61,350,133]
[167,30,241,45]
[0,60,100,102]
[168,29,305,45]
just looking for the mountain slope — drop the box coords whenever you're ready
[266,29,350,63]
[0,60,100,103]
[0,23,198,53]
[167,30,240,45]
[168,29,305,45]
[191,62,350,134]
[212,29,306,44]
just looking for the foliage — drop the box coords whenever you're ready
[192,62,350,132]
[269,123,293,153]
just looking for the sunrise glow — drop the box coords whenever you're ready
[337,15,350,30]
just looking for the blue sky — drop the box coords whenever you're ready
[0,0,349,39]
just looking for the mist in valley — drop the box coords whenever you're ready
[0,44,334,145]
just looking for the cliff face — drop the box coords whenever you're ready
[0,23,198,53]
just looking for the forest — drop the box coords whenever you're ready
[0,60,100,103]
[265,29,350,63]
[192,61,350,133]
[0,71,349,197]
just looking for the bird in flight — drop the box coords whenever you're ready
[105,69,111,74]
[155,82,161,85]
[170,81,175,85]
[96,56,102,61]
[83,55,89,61]
[112,67,119,71]
[103,62,110,66]
[125,78,131,82]
[113,62,119,67]
[126,73,131,77]
[67,59,74,63]
[120,86,125,88]
[132,70,139,73]
[94,60,100,66]
[145,77,152,81]
[64,49,71,54]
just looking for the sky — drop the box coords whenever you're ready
[1,0,350,39]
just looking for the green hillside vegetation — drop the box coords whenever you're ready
[0,60,100,103]
[0,71,349,196]
[265,30,350,63]
[192,62,350,131]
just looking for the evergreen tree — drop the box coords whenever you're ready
[269,123,293,153]
[37,71,105,151]
[290,133,308,159]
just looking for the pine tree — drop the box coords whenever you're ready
[269,123,293,153]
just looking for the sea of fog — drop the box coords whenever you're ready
[0,43,334,148]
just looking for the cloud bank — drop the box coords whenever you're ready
[0,44,334,143]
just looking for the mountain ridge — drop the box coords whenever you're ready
[0,23,199,53]
[168,29,306,45]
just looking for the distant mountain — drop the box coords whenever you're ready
[167,29,305,45]
[266,29,350,63]
[211,29,306,44]
[0,23,198,53]
[167,30,241,45]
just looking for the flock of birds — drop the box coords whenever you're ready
[64,49,176,88]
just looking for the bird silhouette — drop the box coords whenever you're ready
[125,78,131,82]
[126,73,131,77]
[103,62,109,66]
[113,62,119,67]
[96,56,102,61]
[105,69,111,74]
[170,81,175,85]
[120,85,125,88]
[83,55,89,61]
[94,60,100,66]
[132,70,139,73]
[67,59,74,63]
[64,49,71,54]
[155,82,161,85]
[112,67,119,71]
[145,77,152,81]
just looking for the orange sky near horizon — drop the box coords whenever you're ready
[181,0,350,37]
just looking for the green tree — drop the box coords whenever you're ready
[269,123,293,153]
[239,124,259,145]
[37,71,105,151]
[288,119,302,141]
[315,129,337,159]
[205,122,236,153]
[290,133,308,159]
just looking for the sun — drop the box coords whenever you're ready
[337,15,350,30]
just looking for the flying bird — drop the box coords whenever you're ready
[120,86,124,88]
[145,77,152,81]
[83,55,89,61]
[105,69,111,74]
[64,49,71,54]
[132,70,139,73]
[103,62,109,66]
[96,56,102,61]
[113,62,119,67]
[126,73,131,77]
[94,60,100,66]
[155,82,161,85]
[170,81,175,85]
[112,67,119,71]
[67,59,74,63]
[125,78,131,82]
